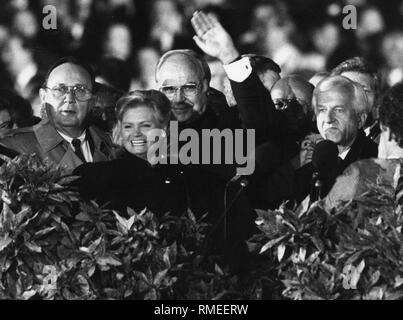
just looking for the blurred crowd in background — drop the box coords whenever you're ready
[0,0,403,123]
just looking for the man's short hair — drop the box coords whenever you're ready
[155,49,211,84]
[331,56,380,94]
[43,56,95,89]
[379,82,403,148]
[312,75,370,115]
[242,54,281,75]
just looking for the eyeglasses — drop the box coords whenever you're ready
[273,98,302,111]
[160,83,200,98]
[44,85,93,101]
[0,120,13,130]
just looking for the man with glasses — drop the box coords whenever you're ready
[0,57,115,172]
[156,12,275,146]
[0,107,13,138]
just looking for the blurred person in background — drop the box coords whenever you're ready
[331,56,382,140]
[150,0,194,52]
[309,15,359,71]
[103,21,133,62]
[1,33,40,99]
[0,89,41,137]
[130,46,160,91]
[240,1,324,75]
[95,56,132,92]
[0,103,13,138]
[25,73,46,118]
[271,75,315,126]
[12,8,39,41]
[90,82,123,133]
[355,4,385,63]
[380,30,403,87]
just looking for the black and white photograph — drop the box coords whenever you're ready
[0,0,403,307]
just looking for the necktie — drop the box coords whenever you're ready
[72,139,86,163]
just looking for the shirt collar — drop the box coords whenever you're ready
[339,147,351,160]
[57,130,86,144]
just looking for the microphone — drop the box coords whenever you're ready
[310,140,339,201]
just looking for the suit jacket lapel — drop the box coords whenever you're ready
[34,120,85,169]
[88,126,110,162]
[34,120,67,164]
[341,130,366,171]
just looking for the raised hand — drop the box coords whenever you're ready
[191,11,239,64]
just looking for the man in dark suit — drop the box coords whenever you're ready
[312,75,378,169]
[155,13,276,147]
[0,57,116,173]
[255,75,378,207]
[154,11,275,274]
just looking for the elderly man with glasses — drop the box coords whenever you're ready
[155,11,276,147]
[0,57,116,172]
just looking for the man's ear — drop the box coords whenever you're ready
[39,88,47,103]
[358,112,367,129]
[202,79,209,93]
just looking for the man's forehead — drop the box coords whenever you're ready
[157,56,202,84]
[47,63,92,86]
[316,86,353,105]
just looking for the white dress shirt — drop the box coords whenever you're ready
[223,57,253,83]
[57,130,93,163]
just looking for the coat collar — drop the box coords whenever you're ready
[33,119,66,153]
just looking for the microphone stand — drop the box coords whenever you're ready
[206,177,248,245]
[310,172,323,204]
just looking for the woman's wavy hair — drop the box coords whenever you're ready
[112,89,171,146]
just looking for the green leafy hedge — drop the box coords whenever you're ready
[0,155,244,300]
[248,183,403,300]
[2,155,403,300]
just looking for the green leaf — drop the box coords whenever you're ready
[34,227,56,238]
[0,236,12,252]
[133,271,150,286]
[350,260,365,289]
[127,215,136,230]
[144,288,158,300]
[22,290,37,300]
[25,242,42,253]
[260,235,287,254]
[88,237,103,254]
[114,212,128,234]
[395,275,403,288]
[97,255,122,267]
[154,269,169,287]
[75,212,92,222]
[214,264,224,276]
